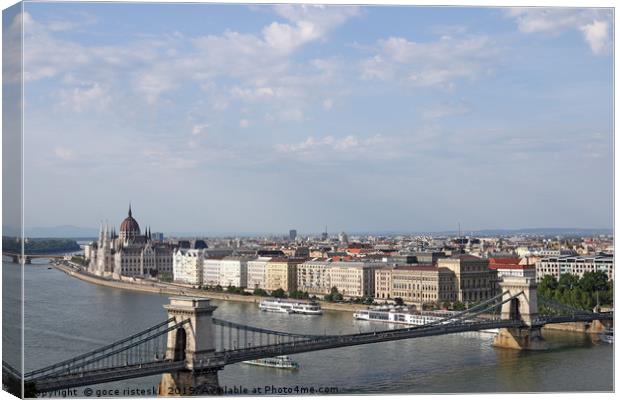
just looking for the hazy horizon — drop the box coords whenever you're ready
[4,4,613,234]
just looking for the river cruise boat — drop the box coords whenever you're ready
[353,306,455,326]
[258,298,323,315]
[353,306,499,334]
[242,355,300,369]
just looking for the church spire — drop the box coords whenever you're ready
[128,203,132,218]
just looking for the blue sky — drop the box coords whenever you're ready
[6,3,613,234]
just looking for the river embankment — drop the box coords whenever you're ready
[52,263,612,331]
[52,262,368,312]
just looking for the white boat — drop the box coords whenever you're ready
[599,327,613,344]
[242,355,300,369]
[258,298,323,315]
[353,306,498,334]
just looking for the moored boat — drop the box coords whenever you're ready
[258,298,323,315]
[242,355,300,369]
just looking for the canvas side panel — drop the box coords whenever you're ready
[2,2,24,399]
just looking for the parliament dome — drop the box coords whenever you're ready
[119,204,140,240]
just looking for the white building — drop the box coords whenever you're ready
[219,256,251,288]
[247,257,271,289]
[203,258,223,286]
[173,248,205,285]
[536,255,614,281]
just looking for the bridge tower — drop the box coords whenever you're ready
[159,298,221,396]
[493,276,549,350]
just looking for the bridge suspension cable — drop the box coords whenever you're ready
[211,317,335,353]
[25,318,183,380]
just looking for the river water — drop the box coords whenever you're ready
[2,260,614,395]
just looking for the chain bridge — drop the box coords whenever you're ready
[2,252,66,264]
[4,276,613,395]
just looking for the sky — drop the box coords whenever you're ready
[3,3,614,235]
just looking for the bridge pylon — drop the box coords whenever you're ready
[159,297,221,396]
[493,276,549,351]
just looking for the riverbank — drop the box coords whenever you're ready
[52,263,368,313]
[52,263,612,331]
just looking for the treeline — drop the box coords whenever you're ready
[3,237,81,254]
[538,271,613,311]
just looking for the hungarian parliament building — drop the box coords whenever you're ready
[85,205,173,278]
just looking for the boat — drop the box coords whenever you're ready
[258,298,323,315]
[353,306,498,334]
[242,355,299,369]
[599,327,613,344]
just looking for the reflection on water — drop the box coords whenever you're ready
[5,262,613,394]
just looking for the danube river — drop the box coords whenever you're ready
[3,260,614,395]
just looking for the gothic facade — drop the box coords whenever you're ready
[87,205,173,278]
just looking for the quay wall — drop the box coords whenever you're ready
[52,263,368,312]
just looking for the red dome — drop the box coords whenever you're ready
[120,204,140,236]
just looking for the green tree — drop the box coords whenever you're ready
[289,290,310,299]
[453,301,466,311]
[394,297,404,306]
[324,286,343,302]
[253,288,268,297]
[272,288,287,298]
[558,273,580,292]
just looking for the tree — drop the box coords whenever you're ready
[394,297,404,306]
[442,301,451,310]
[324,286,343,302]
[453,301,466,311]
[558,273,580,292]
[272,288,287,298]
[253,288,268,297]
[214,284,223,292]
[538,275,558,298]
[289,290,310,299]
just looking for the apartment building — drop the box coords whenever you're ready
[536,255,614,281]
[172,248,205,285]
[437,255,497,303]
[265,258,306,292]
[218,256,251,288]
[488,257,536,280]
[375,265,456,306]
[203,257,224,286]
[329,261,382,298]
[247,257,271,290]
[297,259,333,295]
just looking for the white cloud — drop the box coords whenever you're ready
[506,8,612,55]
[276,134,386,156]
[58,81,111,112]
[422,101,470,120]
[239,119,250,128]
[53,146,74,161]
[191,123,209,135]
[580,20,610,55]
[361,35,498,89]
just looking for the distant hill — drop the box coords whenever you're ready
[23,225,98,238]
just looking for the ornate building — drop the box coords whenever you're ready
[87,205,173,278]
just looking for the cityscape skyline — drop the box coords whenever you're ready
[3,4,613,234]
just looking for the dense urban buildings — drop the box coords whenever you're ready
[83,210,613,308]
